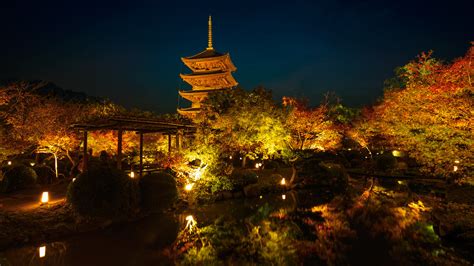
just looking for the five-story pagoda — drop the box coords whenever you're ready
[177,16,238,117]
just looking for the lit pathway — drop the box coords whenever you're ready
[0,182,68,212]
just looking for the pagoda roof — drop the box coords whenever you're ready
[181,70,227,76]
[177,107,201,116]
[179,88,229,95]
[179,88,229,101]
[184,48,225,60]
[180,71,238,89]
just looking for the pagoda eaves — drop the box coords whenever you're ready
[177,16,237,117]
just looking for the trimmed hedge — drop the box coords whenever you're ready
[230,169,258,190]
[67,166,139,218]
[139,172,178,212]
[376,154,398,172]
[0,165,37,193]
[33,165,56,185]
[298,159,348,194]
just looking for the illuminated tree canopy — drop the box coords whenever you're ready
[355,45,474,180]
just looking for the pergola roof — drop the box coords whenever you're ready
[71,115,195,134]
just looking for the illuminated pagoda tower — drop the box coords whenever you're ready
[177,16,238,117]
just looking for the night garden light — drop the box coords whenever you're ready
[185,183,194,191]
[39,246,46,258]
[41,192,49,204]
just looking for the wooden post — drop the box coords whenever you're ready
[177,129,183,150]
[83,130,88,171]
[117,130,123,170]
[168,134,172,155]
[176,133,180,151]
[139,132,144,177]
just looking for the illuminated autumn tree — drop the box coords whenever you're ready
[360,45,474,180]
[199,87,289,167]
[283,95,342,152]
[0,81,124,177]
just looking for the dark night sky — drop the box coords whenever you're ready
[1,0,472,113]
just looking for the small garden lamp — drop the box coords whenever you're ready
[41,192,49,204]
[185,183,194,191]
[185,215,196,232]
[39,246,46,258]
[280,178,286,186]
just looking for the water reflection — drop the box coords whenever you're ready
[0,190,330,265]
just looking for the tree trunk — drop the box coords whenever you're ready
[242,156,247,168]
[365,146,373,159]
[65,150,74,165]
[289,163,297,185]
[53,153,58,178]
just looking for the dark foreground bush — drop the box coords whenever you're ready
[298,159,348,193]
[230,169,258,190]
[67,166,139,218]
[0,165,37,193]
[34,165,56,185]
[139,172,178,212]
[265,160,280,170]
[376,154,397,172]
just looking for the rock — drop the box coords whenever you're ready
[222,191,233,200]
[244,184,261,198]
[396,162,408,171]
[233,191,244,198]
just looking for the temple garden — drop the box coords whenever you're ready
[0,46,473,265]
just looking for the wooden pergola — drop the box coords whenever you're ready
[71,116,195,177]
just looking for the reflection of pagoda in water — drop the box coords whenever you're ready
[177,16,238,117]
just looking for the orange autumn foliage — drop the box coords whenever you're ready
[355,44,473,179]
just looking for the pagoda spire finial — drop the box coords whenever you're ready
[207,15,213,50]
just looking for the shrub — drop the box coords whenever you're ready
[230,169,258,190]
[33,165,56,185]
[0,165,37,193]
[192,174,234,202]
[376,154,398,172]
[67,165,139,218]
[265,160,280,170]
[139,172,178,212]
[298,159,348,193]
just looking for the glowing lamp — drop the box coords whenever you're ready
[282,194,286,200]
[239,157,242,160]
[348,148,352,151]
[7,161,12,165]
[41,192,49,204]
[185,183,194,191]
[453,166,458,172]
[229,156,233,159]
[30,162,35,167]
[72,178,76,182]
[129,171,135,178]
[454,160,460,164]
[280,178,286,186]
[392,150,403,157]
[259,195,263,199]
[39,246,46,258]
[185,215,196,232]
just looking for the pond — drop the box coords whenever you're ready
[0,190,330,265]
